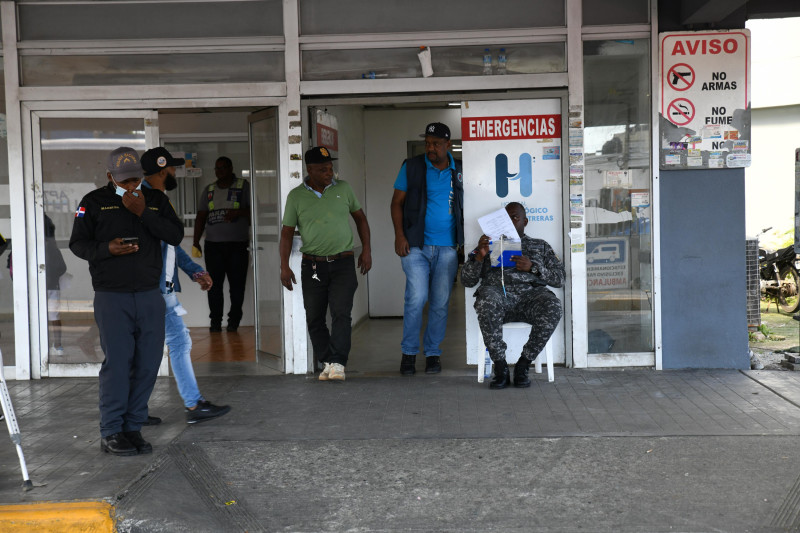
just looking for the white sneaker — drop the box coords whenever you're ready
[319,362,331,381]
[328,363,346,381]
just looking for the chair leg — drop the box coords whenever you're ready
[534,352,542,374]
[546,342,554,382]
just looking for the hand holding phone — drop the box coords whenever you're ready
[109,237,139,256]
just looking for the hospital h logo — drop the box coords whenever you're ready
[495,153,533,198]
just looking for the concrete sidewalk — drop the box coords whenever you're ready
[2,369,800,531]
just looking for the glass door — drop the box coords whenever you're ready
[32,111,157,377]
[248,108,283,370]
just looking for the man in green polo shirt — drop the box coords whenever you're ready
[279,146,372,381]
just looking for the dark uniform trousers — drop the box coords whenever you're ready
[475,285,562,363]
[95,289,165,437]
[300,256,358,366]
[204,240,250,326]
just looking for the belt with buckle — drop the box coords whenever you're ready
[302,251,354,262]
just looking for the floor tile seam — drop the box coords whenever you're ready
[657,381,729,431]
[28,448,92,478]
[599,376,668,432]
[623,382,690,432]
[692,372,792,427]
[516,387,546,434]
[739,370,800,412]
[34,452,109,485]
[694,374,787,427]
[565,380,614,432]
[575,376,631,431]
[538,384,582,432]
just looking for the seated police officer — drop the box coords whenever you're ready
[461,202,565,389]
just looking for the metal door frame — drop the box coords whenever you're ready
[248,107,284,372]
[27,109,159,378]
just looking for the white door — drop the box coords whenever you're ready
[248,108,283,371]
[30,111,159,377]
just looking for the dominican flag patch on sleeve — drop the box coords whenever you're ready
[75,206,85,218]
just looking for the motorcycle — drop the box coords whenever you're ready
[758,227,800,314]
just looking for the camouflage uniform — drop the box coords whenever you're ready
[461,235,565,363]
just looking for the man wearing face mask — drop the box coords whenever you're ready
[141,147,231,424]
[70,147,184,456]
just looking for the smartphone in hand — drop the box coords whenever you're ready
[121,237,139,245]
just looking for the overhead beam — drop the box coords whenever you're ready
[681,0,748,25]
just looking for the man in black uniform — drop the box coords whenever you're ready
[70,147,184,456]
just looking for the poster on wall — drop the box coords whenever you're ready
[460,99,565,364]
[312,109,339,158]
[659,29,751,170]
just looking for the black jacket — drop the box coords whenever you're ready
[401,154,464,248]
[69,183,184,292]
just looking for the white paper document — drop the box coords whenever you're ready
[477,208,520,242]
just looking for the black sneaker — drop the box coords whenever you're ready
[210,321,222,333]
[425,356,441,374]
[226,323,239,332]
[186,401,231,424]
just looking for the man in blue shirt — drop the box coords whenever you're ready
[390,123,464,375]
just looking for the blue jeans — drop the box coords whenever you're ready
[164,292,204,409]
[400,245,459,357]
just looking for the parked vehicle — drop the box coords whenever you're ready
[758,227,800,314]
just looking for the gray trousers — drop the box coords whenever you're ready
[474,285,562,363]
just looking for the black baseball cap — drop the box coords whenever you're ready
[141,147,185,176]
[420,122,451,140]
[304,146,337,164]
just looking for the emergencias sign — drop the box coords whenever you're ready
[659,30,751,170]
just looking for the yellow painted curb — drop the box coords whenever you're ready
[0,501,115,532]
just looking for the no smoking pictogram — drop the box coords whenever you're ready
[667,98,695,126]
[667,63,695,91]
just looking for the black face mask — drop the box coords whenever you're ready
[164,173,178,191]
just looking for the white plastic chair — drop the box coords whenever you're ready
[477,322,554,383]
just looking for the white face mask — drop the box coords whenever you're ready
[112,176,142,197]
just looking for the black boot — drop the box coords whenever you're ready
[489,359,510,389]
[400,354,416,375]
[513,357,531,388]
